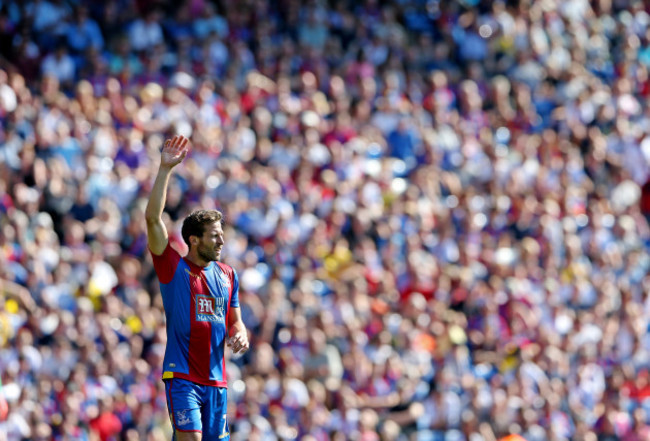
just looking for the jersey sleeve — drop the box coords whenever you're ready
[230,269,240,308]
[149,242,181,284]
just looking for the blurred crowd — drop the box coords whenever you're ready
[1,0,650,440]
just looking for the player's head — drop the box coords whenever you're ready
[182,209,224,261]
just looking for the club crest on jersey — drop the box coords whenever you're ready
[196,294,225,323]
[176,409,191,426]
[217,269,231,290]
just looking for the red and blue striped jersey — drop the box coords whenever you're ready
[151,243,239,387]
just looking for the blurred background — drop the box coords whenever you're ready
[0,0,650,440]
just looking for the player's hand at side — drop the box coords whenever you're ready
[161,135,189,169]
[227,331,249,355]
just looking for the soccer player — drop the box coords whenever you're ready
[145,134,249,440]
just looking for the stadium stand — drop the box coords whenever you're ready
[1,0,650,440]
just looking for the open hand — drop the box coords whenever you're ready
[161,135,189,168]
[227,331,250,355]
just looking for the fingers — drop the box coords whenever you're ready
[232,343,249,354]
[171,135,183,151]
[165,135,190,152]
[228,334,249,354]
[163,136,176,152]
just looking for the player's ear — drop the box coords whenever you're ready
[191,236,199,246]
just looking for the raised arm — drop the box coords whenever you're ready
[145,135,189,255]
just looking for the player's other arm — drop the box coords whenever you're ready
[145,135,189,255]
[227,307,249,354]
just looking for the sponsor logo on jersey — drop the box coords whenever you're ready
[196,295,225,323]
[185,268,201,279]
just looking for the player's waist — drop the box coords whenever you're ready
[163,371,228,388]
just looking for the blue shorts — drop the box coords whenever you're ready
[165,378,230,440]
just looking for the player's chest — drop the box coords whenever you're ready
[184,267,231,323]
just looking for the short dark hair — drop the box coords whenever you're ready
[181,209,223,247]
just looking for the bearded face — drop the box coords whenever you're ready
[193,222,224,262]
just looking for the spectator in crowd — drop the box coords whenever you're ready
[0,1,650,441]
[128,9,164,54]
[64,5,104,55]
[41,44,74,86]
